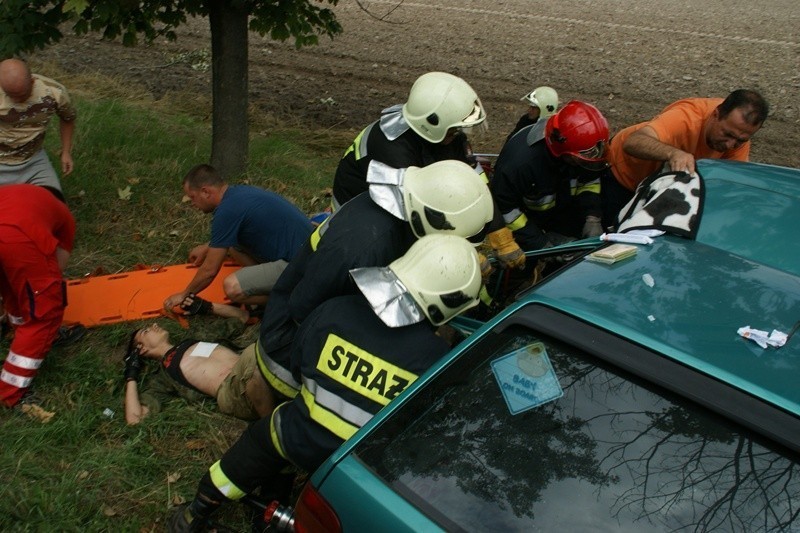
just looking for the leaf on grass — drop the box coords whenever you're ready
[102,505,118,517]
[117,186,132,201]
[182,195,191,203]
[171,494,186,506]
[77,470,90,480]
[127,178,141,185]
[184,439,207,450]
[20,404,55,423]
[169,230,179,237]
[64,0,89,13]
[166,472,181,483]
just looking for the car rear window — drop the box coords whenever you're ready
[354,324,800,531]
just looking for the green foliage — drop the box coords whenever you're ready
[0,0,341,57]
[249,0,342,48]
[0,0,69,57]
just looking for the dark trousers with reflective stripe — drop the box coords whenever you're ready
[197,414,293,506]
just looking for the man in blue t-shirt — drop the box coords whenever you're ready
[163,164,312,313]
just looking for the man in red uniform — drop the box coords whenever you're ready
[0,184,76,407]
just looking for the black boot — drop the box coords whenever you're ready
[167,496,219,533]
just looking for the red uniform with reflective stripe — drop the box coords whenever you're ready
[0,184,75,406]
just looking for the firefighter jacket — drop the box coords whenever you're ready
[333,112,475,207]
[256,192,416,399]
[277,294,450,472]
[491,125,602,250]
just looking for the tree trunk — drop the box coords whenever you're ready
[209,0,249,178]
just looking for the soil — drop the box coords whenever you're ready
[31,0,800,166]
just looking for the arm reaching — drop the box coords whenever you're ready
[624,126,696,174]
[164,246,228,311]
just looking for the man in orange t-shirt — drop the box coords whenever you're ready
[601,89,768,228]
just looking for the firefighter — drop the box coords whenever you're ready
[0,184,75,408]
[332,71,486,208]
[256,158,493,401]
[331,71,525,271]
[506,85,560,143]
[168,234,482,532]
[491,100,610,252]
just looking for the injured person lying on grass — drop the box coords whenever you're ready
[123,295,275,424]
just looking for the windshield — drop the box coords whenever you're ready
[354,324,800,531]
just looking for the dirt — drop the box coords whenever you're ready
[30,0,800,167]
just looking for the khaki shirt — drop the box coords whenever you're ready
[0,74,77,164]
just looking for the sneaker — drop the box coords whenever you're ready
[52,325,86,347]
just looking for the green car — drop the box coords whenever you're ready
[289,159,800,532]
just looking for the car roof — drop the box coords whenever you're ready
[696,159,800,276]
[525,164,800,416]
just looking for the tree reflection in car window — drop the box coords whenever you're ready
[356,326,799,532]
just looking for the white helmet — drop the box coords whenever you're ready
[521,86,559,118]
[402,72,486,143]
[403,160,493,239]
[352,235,481,327]
[392,234,481,325]
[367,159,493,239]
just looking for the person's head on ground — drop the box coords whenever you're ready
[521,86,559,122]
[704,89,768,153]
[402,71,486,145]
[367,159,494,239]
[351,234,481,327]
[0,58,34,103]
[182,164,228,213]
[128,323,172,360]
[545,100,609,171]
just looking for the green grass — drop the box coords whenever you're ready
[0,72,345,531]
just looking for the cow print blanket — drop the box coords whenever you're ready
[617,171,704,239]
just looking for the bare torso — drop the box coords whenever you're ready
[177,342,239,397]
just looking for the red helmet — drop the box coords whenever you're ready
[545,101,609,164]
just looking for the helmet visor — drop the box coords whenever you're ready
[567,140,607,170]
[521,90,537,106]
[456,100,486,129]
[575,140,606,162]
